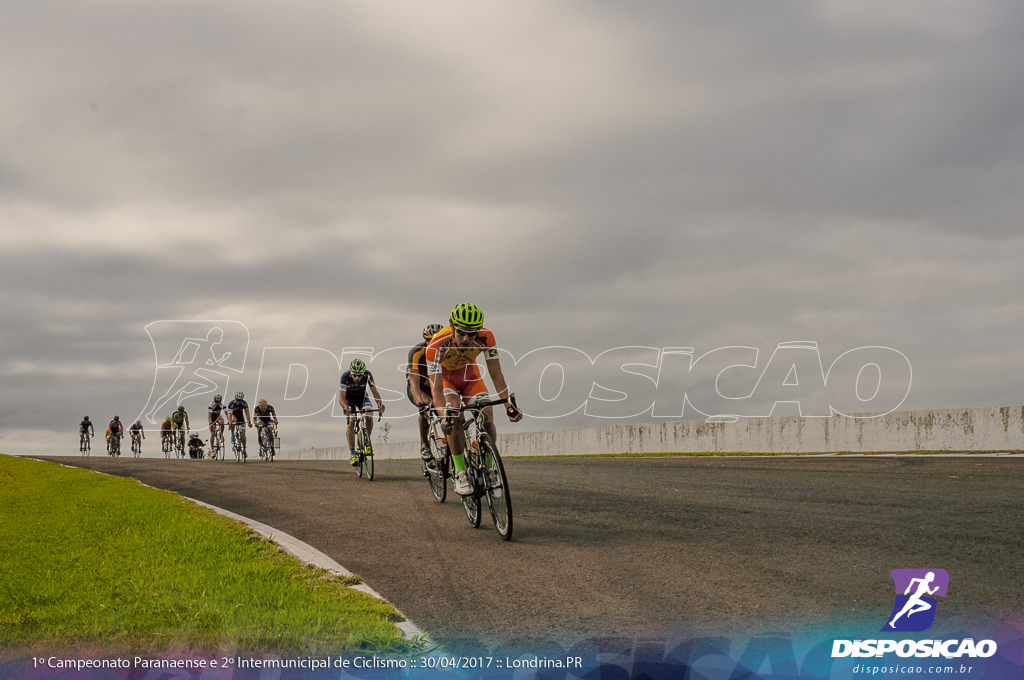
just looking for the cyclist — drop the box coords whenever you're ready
[107,415,124,456]
[169,405,190,455]
[187,432,206,459]
[160,416,173,451]
[79,416,94,451]
[253,398,279,454]
[407,323,444,460]
[208,394,227,450]
[339,358,385,466]
[426,303,522,495]
[129,420,145,452]
[226,391,252,457]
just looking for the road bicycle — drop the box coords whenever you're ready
[107,432,121,457]
[209,420,225,460]
[173,428,187,460]
[258,423,278,462]
[130,433,143,457]
[79,432,92,456]
[446,396,517,541]
[422,407,451,504]
[350,407,380,480]
[230,421,249,462]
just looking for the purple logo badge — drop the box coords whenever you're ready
[882,569,949,632]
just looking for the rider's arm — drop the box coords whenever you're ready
[485,355,522,421]
[370,385,385,411]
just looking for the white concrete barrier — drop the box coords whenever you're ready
[278,406,1024,460]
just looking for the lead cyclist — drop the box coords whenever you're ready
[426,302,522,496]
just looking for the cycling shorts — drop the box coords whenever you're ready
[439,364,487,403]
[345,396,373,412]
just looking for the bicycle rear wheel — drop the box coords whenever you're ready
[480,434,513,540]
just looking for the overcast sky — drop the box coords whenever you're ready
[3,1,1023,457]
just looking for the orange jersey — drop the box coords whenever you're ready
[425,325,499,375]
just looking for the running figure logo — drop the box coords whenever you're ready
[882,569,949,632]
[138,321,250,425]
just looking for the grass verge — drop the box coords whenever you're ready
[0,454,415,657]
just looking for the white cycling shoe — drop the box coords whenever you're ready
[453,471,473,496]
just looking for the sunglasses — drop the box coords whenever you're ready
[453,327,479,338]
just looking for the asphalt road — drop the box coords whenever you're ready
[36,453,1024,654]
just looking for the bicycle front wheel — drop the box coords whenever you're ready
[355,431,365,478]
[427,453,448,503]
[480,434,513,540]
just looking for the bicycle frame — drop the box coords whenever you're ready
[210,421,225,460]
[229,421,248,462]
[258,421,278,461]
[349,408,380,480]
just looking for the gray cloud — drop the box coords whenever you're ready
[2,1,1023,456]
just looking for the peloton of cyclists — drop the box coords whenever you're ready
[426,303,522,495]
[339,358,386,467]
[408,323,444,460]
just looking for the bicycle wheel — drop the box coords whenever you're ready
[355,430,365,478]
[461,445,482,527]
[427,449,448,503]
[462,484,482,527]
[479,434,513,540]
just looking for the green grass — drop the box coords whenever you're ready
[0,455,415,657]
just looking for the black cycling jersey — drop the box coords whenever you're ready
[340,370,375,407]
[253,404,276,424]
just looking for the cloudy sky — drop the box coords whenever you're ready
[3,1,1023,457]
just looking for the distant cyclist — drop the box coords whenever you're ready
[253,398,279,447]
[407,323,444,460]
[129,420,146,451]
[339,359,385,466]
[169,405,190,431]
[226,391,252,457]
[208,393,226,440]
[187,432,206,459]
[107,415,124,456]
[426,303,522,495]
[160,416,173,450]
[79,416,94,451]
[169,405,190,454]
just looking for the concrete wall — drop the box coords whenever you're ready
[278,405,1024,460]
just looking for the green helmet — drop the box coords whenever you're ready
[349,358,367,374]
[450,303,484,331]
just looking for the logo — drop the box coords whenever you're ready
[882,569,949,632]
[138,321,251,425]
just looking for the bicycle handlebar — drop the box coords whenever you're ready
[453,394,519,413]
